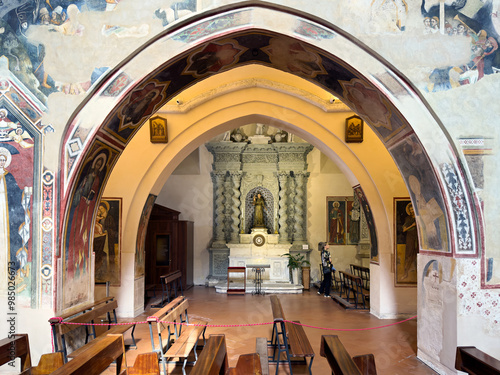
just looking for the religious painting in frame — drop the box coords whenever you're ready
[149,115,168,143]
[345,115,363,143]
[94,198,121,286]
[327,197,347,245]
[394,198,418,286]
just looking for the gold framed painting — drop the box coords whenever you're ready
[345,115,363,143]
[149,115,168,143]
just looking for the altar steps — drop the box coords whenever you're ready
[214,280,304,294]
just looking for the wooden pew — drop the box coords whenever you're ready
[190,334,229,375]
[49,297,136,362]
[0,334,32,375]
[268,295,314,375]
[455,346,500,375]
[333,271,369,309]
[0,334,64,375]
[255,337,270,375]
[50,333,160,375]
[227,354,263,375]
[191,334,263,375]
[320,335,377,375]
[51,334,127,375]
[147,295,207,375]
[350,264,370,290]
[152,270,183,308]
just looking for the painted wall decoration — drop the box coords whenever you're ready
[93,198,121,286]
[184,39,248,77]
[41,169,55,308]
[327,196,358,246]
[135,194,156,278]
[63,142,118,309]
[0,108,34,307]
[354,186,379,262]
[395,198,418,286]
[389,135,450,252]
[421,0,500,91]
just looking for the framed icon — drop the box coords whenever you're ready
[345,115,363,143]
[149,115,168,143]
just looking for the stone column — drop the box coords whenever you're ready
[293,172,309,243]
[211,171,226,246]
[278,172,290,243]
[224,175,233,242]
[287,175,296,241]
[229,172,242,243]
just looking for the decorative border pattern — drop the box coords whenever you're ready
[441,163,474,254]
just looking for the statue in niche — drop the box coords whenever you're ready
[252,192,267,228]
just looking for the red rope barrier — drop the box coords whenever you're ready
[49,315,417,331]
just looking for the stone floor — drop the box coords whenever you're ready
[105,285,438,374]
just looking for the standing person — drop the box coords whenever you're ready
[318,242,334,297]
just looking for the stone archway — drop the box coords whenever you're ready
[56,7,479,366]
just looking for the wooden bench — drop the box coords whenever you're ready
[0,333,64,375]
[268,295,314,375]
[320,335,377,375]
[49,297,136,362]
[147,295,207,375]
[333,271,369,309]
[152,270,184,308]
[350,264,370,290]
[191,334,263,375]
[190,334,229,375]
[255,337,270,375]
[455,346,500,375]
[50,333,159,375]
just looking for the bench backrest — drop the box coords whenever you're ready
[341,271,363,290]
[320,335,363,375]
[456,346,500,375]
[50,334,127,375]
[0,334,31,372]
[163,270,182,284]
[54,299,118,336]
[148,296,189,351]
[270,295,285,322]
[190,334,229,375]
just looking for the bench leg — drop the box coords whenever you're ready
[129,324,137,349]
[308,356,314,375]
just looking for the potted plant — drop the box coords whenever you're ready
[281,252,310,285]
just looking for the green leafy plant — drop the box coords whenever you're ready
[281,252,311,270]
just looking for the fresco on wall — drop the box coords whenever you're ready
[135,194,156,278]
[94,198,121,286]
[327,196,357,246]
[0,107,34,307]
[63,142,118,309]
[389,135,450,252]
[353,186,378,262]
[0,0,197,105]
[421,0,500,91]
[395,198,419,286]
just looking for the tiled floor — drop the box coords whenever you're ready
[111,286,437,374]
